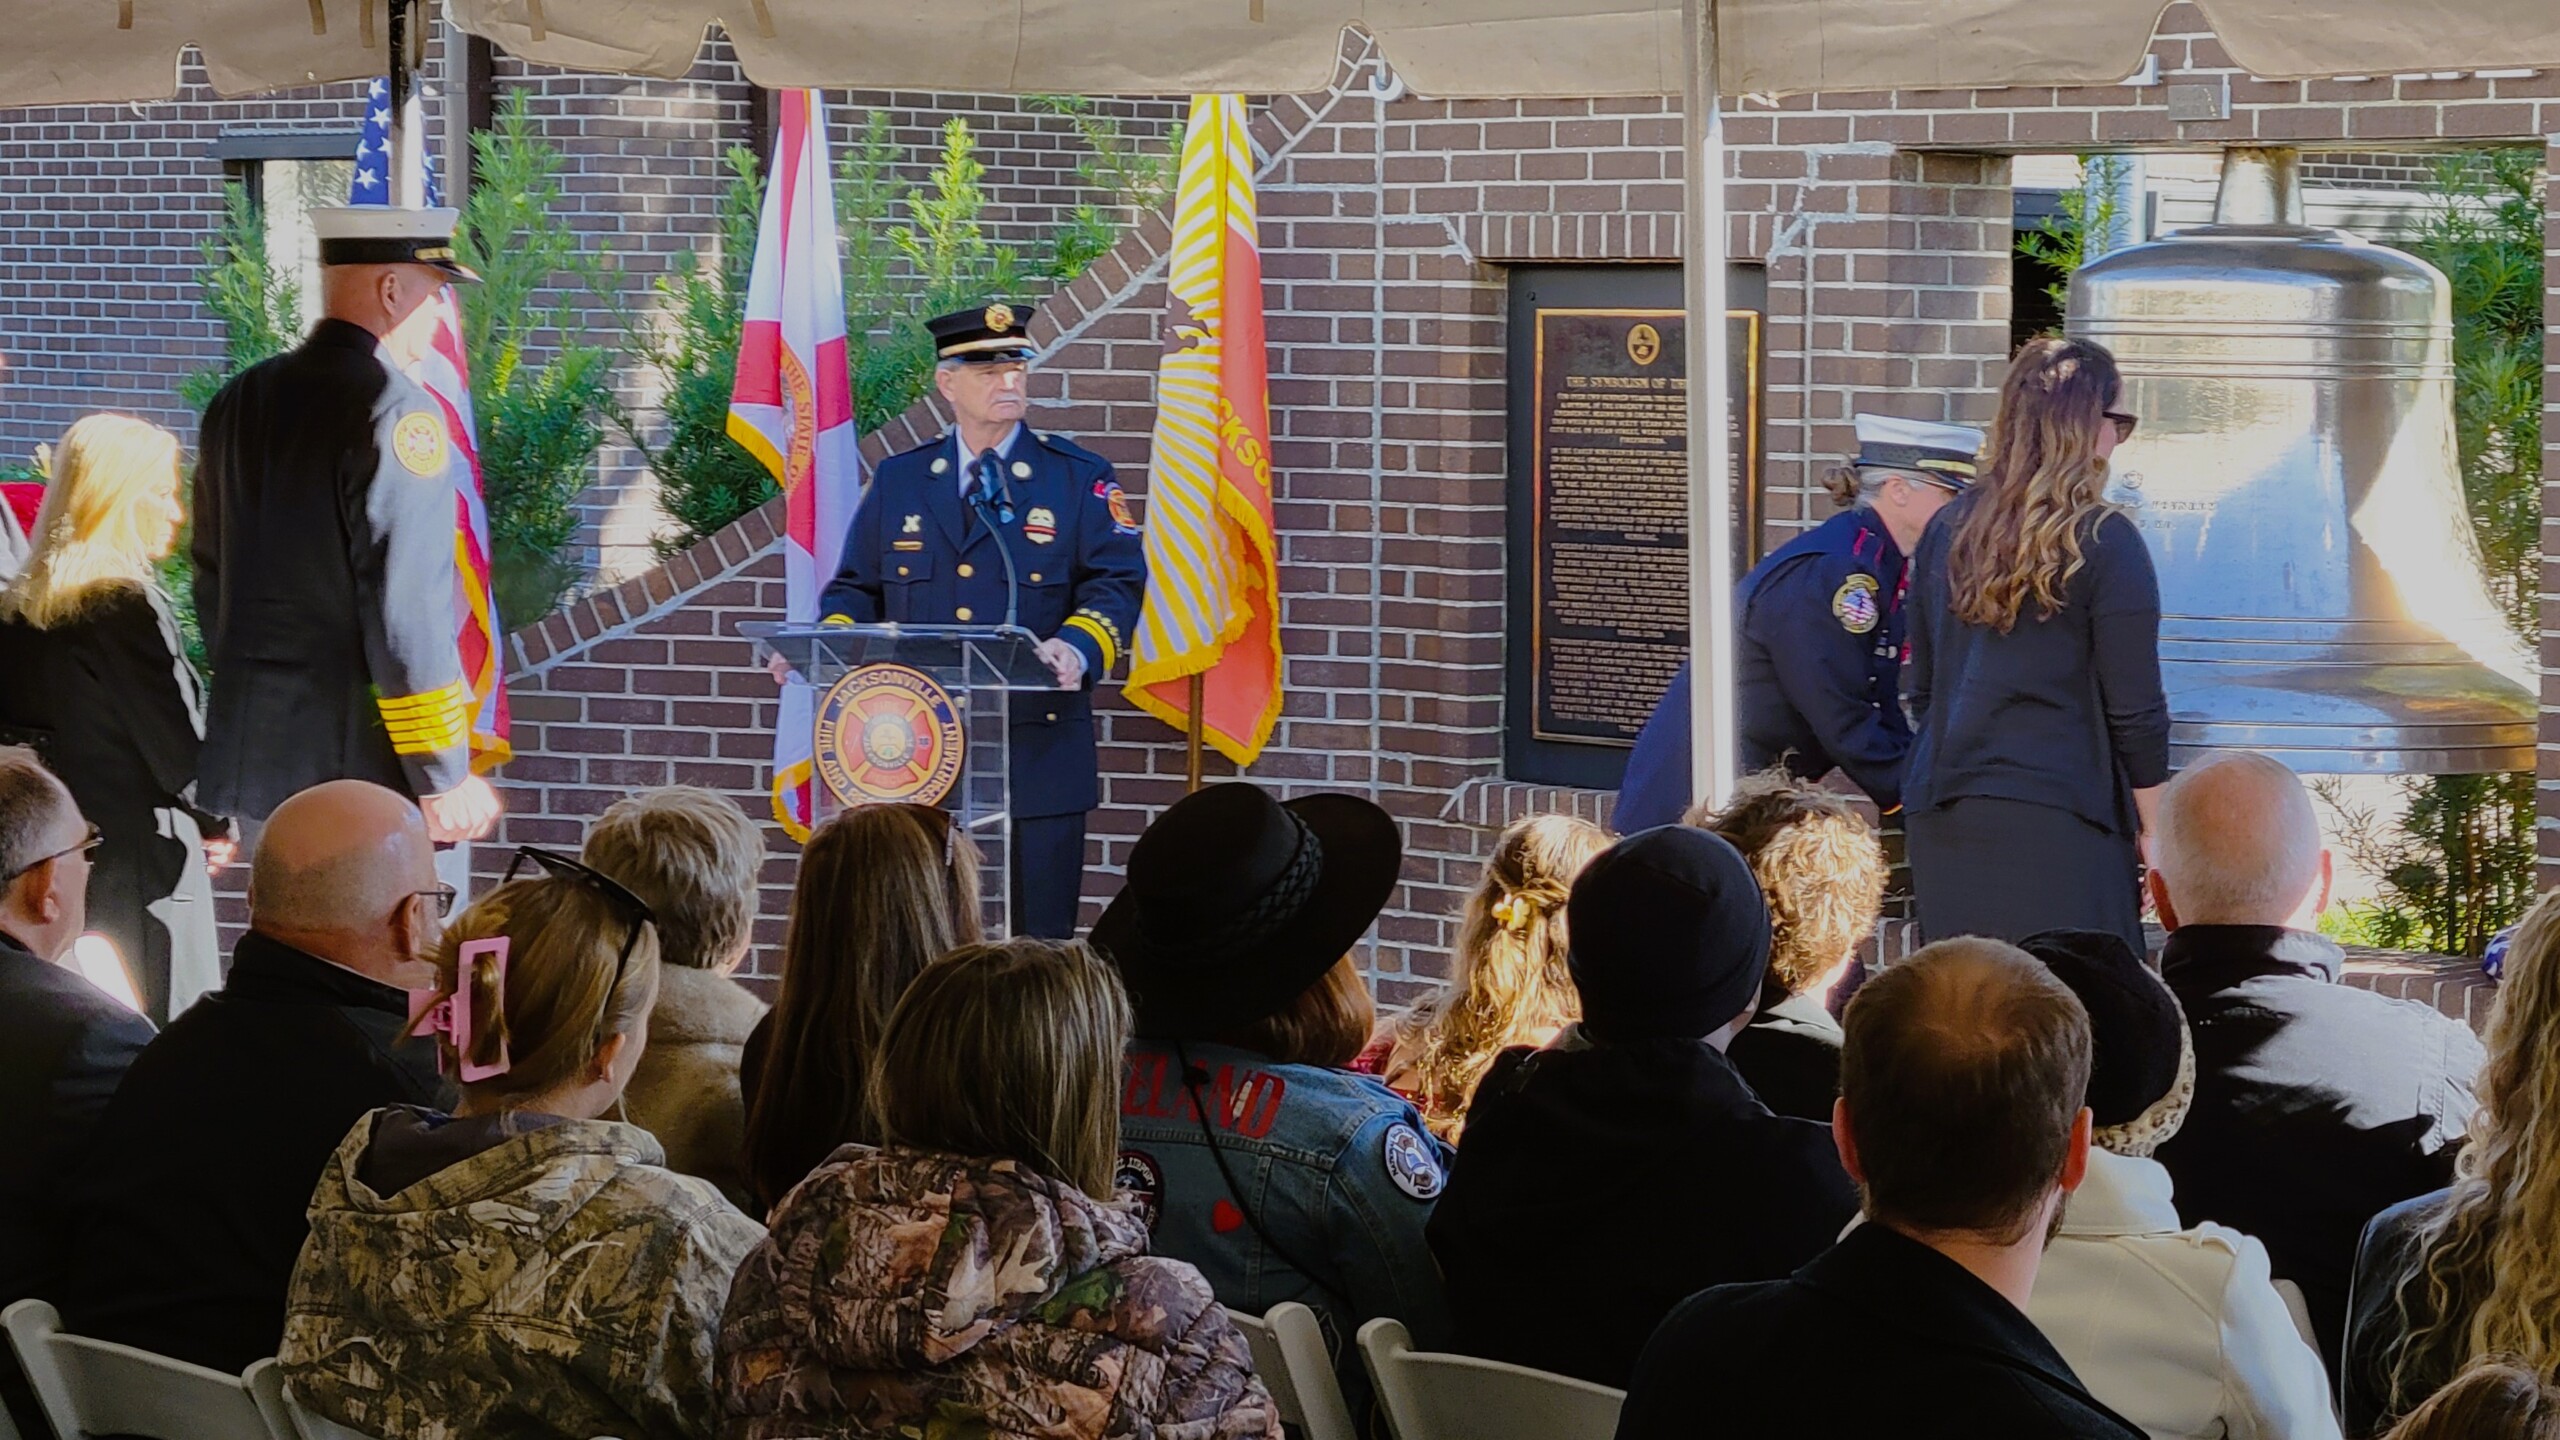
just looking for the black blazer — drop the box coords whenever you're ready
[1427,1035,1857,1389]
[1620,1223,2145,1439]
[0,586,216,839]
[0,930,153,1305]
[2152,924,2483,1372]
[1725,989,1845,1125]
[60,931,448,1372]
[1903,495,2170,836]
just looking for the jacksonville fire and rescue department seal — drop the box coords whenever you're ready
[813,663,968,807]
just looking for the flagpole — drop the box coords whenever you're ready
[385,0,425,208]
[1683,0,1738,814]
[1185,674,1206,792]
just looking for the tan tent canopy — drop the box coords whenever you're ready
[9,0,2560,108]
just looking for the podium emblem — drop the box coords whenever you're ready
[814,664,967,807]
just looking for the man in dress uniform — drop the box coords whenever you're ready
[1615,414,1982,833]
[817,302,1146,938]
[193,207,500,850]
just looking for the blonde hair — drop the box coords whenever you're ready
[1,415,183,630]
[408,875,661,1105]
[744,803,982,1207]
[1387,814,1608,1139]
[581,786,765,970]
[871,938,1131,1200]
[1692,769,1886,998]
[2386,888,2560,1414]
[1945,338,2124,633]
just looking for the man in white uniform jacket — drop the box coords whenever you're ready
[2018,928,2340,1440]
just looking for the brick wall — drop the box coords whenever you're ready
[0,24,1177,578]
[36,12,2560,994]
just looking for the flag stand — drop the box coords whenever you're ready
[1184,674,1206,792]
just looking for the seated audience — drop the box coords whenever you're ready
[0,414,230,1023]
[740,803,979,1211]
[1619,937,2143,1440]
[1096,782,1447,1414]
[61,779,449,1374]
[283,851,763,1440]
[2343,887,2560,1435]
[1428,824,1857,1388]
[582,786,769,1208]
[2019,928,2339,1440]
[0,748,150,1440]
[2149,751,2482,1369]
[1695,769,1886,1121]
[718,939,1279,1440]
[2378,1364,2560,1440]
[1376,813,1607,1139]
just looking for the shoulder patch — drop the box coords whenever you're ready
[1382,1121,1445,1201]
[1105,482,1139,534]
[1114,1149,1164,1231]
[1832,572,1880,634]
[391,412,447,477]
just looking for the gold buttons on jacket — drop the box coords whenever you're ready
[958,563,974,578]
[897,565,910,577]
[1028,573,1043,583]
[956,607,974,622]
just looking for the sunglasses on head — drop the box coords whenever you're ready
[4,822,102,883]
[503,846,656,1031]
[2104,409,2138,442]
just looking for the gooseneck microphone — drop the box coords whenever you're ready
[968,448,1023,630]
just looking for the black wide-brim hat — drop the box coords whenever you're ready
[1092,782,1402,1039]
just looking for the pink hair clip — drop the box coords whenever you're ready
[407,936,512,1082]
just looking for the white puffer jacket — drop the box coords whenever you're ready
[2027,1147,2342,1440]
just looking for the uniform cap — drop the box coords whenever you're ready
[311,206,480,282]
[1853,413,1982,488]
[928,302,1038,363]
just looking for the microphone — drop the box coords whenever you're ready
[966,449,1022,630]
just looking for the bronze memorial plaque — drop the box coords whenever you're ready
[1528,307,1761,748]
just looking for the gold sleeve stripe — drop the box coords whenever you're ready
[1063,614,1119,673]
[380,681,472,755]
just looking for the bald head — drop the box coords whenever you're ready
[2152,752,2328,929]
[320,262,448,340]
[250,781,438,977]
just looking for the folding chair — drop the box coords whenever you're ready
[1,1299,291,1440]
[1357,1317,1624,1440]
[1226,1302,1358,1440]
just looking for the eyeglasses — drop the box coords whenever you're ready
[4,823,102,883]
[413,884,458,918]
[2104,410,2139,442]
[503,846,656,1032]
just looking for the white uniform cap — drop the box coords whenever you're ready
[309,206,478,281]
[1852,413,1984,483]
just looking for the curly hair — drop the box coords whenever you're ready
[2385,887,2560,1417]
[1945,337,2124,633]
[1690,768,1886,999]
[1385,814,1610,1141]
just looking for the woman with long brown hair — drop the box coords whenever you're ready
[1902,337,2168,951]
[2343,887,2560,1435]
[1379,813,1609,1140]
[738,802,981,1210]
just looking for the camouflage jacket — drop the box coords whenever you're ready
[717,1146,1280,1440]
[281,1109,766,1440]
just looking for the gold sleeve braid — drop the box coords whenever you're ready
[1063,610,1122,673]
[379,680,472,755]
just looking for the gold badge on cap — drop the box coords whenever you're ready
[984,302,1016,334]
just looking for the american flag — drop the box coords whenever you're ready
[351,77,443,206]
[349,78,511,772]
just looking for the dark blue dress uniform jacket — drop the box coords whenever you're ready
[1615,507,1911,832]
[818,426,1146,819]
[192,318,474,818]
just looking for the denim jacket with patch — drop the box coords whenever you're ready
[1116,1039,1454,1405]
